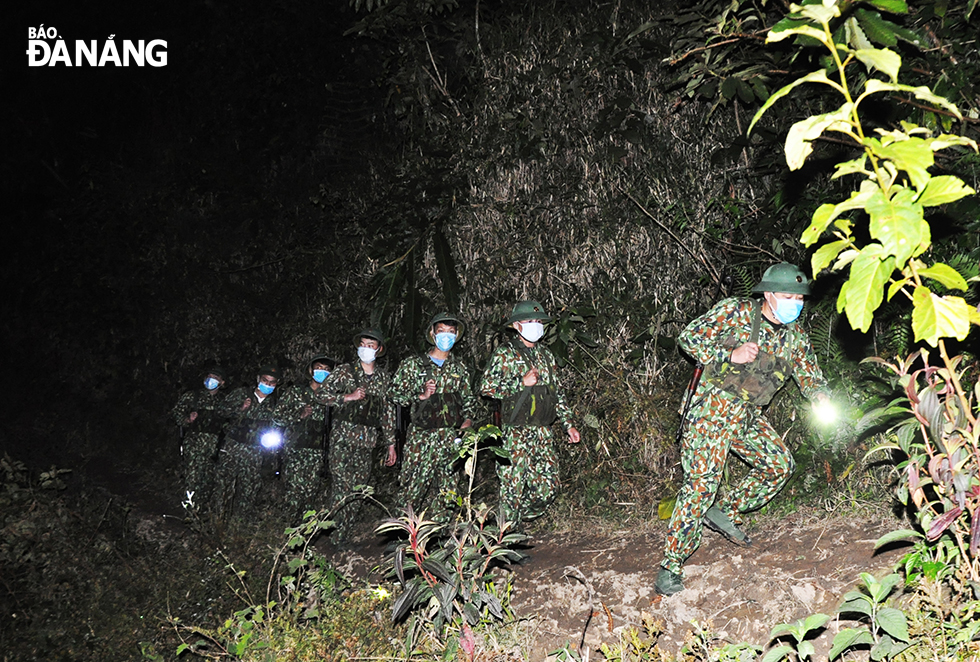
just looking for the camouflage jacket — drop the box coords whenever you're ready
[390,352,477,427]
[278,383,330,424]
[171,388,228,435]
[219,386,291,442]
[313,362,395,444]
[479,335,574,429]
[278,382,331,449]
[679,297,828,404]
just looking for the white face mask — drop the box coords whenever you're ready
[357,346,378,364]
[518,321,545,343]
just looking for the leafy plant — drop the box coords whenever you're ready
[762,613,831,662]
[377,425,524,651]
[751,0,980,584]
[831,572,912,660]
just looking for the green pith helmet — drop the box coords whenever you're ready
[353,328,386,357]
[257,364,282,381]
[203,366,228,382]
[505,300,552,325]
[426,311,465,344]
[752,262,811,295]
[306,354,336,375]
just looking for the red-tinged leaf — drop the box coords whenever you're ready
[460,622,477,661]
[926,506,963,541]
[971,508,980,557]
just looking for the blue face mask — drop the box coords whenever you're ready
[773,298,804,324]
[257,381,276,395]
[434,332,457,352]
[204,377,220,391]
[312,369,330,383]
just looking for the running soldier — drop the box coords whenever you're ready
[655,263,831,596]
[172,366,229,508]
[314,329,396,542]
[278,355,335,518]
[390,312,476,519]
[217,364,288,519]
[479,301,580,530]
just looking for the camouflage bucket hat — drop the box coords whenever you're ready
[505,300,552,325]
[426,311,465,344]
[204,366,228,382]
[306,354,337,374]
[257,364,281,381]
[752,262,811,295]
[353,328,387,357]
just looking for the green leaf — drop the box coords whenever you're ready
[875,607,909,643]
[812,239,849,275]
[911,288,974,345]
[865,0,909,13]
[839,597,874,618]
[854,48,901,82]
[767,24,832,47]
[749,70,838,135]
[918,263,968,290]
[761,644,794,662]
[865,187,928,264]
[829,628,875,659]
[798,640,815,658]
[845,16,874,50]
[861,79,962,119]
[802,181,875,246]
[840,246,894,332]
[855,9,898,46]
[784,103,854,170]
[832,155,870,179]
[916,175,977,207]
[874,529,920,548]
[803,613,832,632]
[721,77,739,100]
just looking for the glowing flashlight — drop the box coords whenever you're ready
[260,429,283,450]
[812,399,838,424]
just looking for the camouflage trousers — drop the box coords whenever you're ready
[497,426,559,529]
[182,431,220,507]
[661,388,795,576]
[400,428,459,519]
[284,447,324,518]
[327,420,378,542]
[216,442,263,519]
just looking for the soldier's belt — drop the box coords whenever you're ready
[502,385,557,427]
[413,392,465,430]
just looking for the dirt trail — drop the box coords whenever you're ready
[331,512,907,660]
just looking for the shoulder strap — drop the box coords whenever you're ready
[749,298,762,344]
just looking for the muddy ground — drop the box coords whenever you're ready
[327,510,907,661]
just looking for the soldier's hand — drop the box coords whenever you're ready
[522,368,539,387]
[567,427,581,444]
[186,412,198,424]
[241,399,251,411]
[345,387,366,402]
[384,444,398,466]
[419,379,437,400]
[731,342,759,364]
[299,405,313,419]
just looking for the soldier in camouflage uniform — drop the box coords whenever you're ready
[655,263,831,596]
[217,364,288,519]
[390,312,476,519]
[172,366,229,508]
[314,329,396,542]
[479,301,580,530]
[278,355,335,518]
